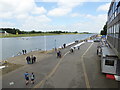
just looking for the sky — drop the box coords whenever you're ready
[0,0,112,33]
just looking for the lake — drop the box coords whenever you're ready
[1,34,94,60]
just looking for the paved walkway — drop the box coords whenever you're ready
[7,51,52,65]
[40,42,118,88]
[2,42,119,88]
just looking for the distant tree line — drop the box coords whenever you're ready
[1,28,28,34]
[0,28,78,34]
[100,23,107,35]
[46,31,78,34]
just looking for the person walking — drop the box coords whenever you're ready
[63,43,66,48]
[24,72,29,85]
[26,56,31,64]
[22,49,25,55]
[70,48,74,53]
[57,51,59,58]
[31,55,34,64]
[25,50,27,54]
[78,46,80,50]
[33,56,36,63]
[58,51,62,58]
[30,72,35,84]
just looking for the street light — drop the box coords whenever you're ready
[44,35,46,51]
[55,39,57,51]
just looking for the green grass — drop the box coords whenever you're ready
[0,33,91,38]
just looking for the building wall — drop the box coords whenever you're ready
[107,0,120,58]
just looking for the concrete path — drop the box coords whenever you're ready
[7,51,52,65]
[40,42,119,88]
[2,42,119,88]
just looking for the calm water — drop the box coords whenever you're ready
[1,34,94,60]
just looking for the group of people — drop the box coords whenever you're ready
[24,72,35,85]
[22,49,27,55]
[26,55,36,64]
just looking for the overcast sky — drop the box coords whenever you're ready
[0,0,112,33]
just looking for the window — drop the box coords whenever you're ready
[118,22,120,38]
[116,22,120,38]
[118,1,120,14]
[105,60,114,66]
[119,5,120,13]
[114,24,116,37]
[111,26,114,37]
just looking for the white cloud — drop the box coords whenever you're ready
[48,8,72,16]
[97,3,110,12]
[0,0,47,19]
[40,14,107,33]
[0,12,13,19]
[47,0,111,17]
[48,0,83,16]
[26,15,51,23]
[70,13,80,17]
[35,0,111,2]
[15,14,29,19]
[22,14,107,33]
[0,0,51,30]
[20,15,51,31]
[35,0,111,17]
[0,22,15,28]
[0,0,108,33]
[32,7,47,14]
[70,14,107,33]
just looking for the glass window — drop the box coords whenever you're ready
[113,3,114,14]
[116,23,119,38]
[114,24,116,37]
[118,22,120,38]
[105,60,114,66]
[107,28,111,36]
[115,9,117,17]
[116,0,119,7]
[109,27,111,36]
[112,26,114,37]
[119,6,120,13]
[110,27,112,36]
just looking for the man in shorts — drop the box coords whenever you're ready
[24,72,29,85]
[30,72,35,84]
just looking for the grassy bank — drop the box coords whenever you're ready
[0,33,91,38]
[2,62,23,75]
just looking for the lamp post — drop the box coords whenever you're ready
[44,35,46,51]
[55,39,57,51]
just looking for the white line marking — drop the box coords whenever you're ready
[33,51,70,88]
[34,42,93,88]
[81,42,94,88]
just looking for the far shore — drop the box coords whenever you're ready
[0,33,93,38]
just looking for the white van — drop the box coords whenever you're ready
[101,46,118,74]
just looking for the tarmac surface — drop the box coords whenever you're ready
[2,41,120,88]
